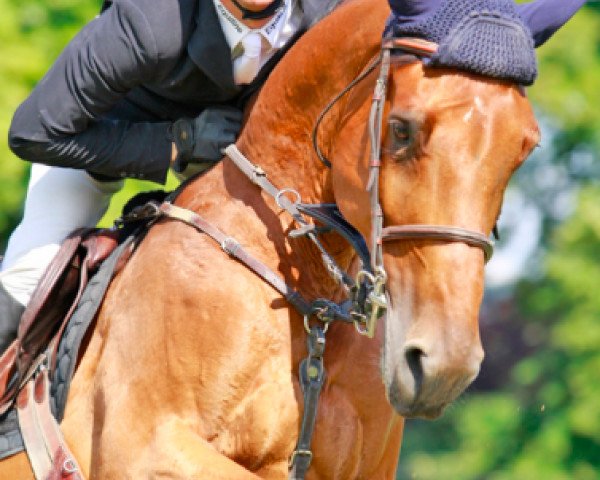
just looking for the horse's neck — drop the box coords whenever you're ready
[177,0,388,298]
[237,0,389,197]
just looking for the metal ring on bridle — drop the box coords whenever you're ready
[63,459,78,474]
[303,314,331,335]
[354,319,370,336]
[355,268,387,289]
[355,269,376,286]
[275,188,301,209]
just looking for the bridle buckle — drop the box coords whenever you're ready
[353,269,388,338]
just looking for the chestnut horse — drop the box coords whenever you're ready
[1,0,541,478]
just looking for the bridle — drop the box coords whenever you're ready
[312,37,495,335]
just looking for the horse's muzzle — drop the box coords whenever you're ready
[382,302,484,419]
[386,343,483,418]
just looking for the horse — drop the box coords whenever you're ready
[0,0,545,477]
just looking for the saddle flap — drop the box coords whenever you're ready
[18,229,120,361]
[17,231,89,372]
[81,230,120,271]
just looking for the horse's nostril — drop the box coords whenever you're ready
[404,346,425,393]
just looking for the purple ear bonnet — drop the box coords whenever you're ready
[387,0,538,85]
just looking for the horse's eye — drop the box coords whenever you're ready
[390,119,411,144]
[386,117,417,161]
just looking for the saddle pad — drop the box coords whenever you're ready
[50,236,135,421]
[0,408,23,459]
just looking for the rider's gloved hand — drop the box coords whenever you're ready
[170,106,243,173]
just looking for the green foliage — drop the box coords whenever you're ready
[0,0,100,249]
[529,9,600,152]
[0,0,177,247]
[399,186,600,479]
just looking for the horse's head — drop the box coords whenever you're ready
[328,0,580,418]
[381,58,538,419]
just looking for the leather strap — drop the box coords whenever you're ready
[381,225,494,263]
[18,230,91,343]
[225,144,356,289]
[224,144,305,223]
[158,203,313,316]
[48,257,89,376]
[382,37,438,56]
[288,327,326,480]
[0,342,18,415]
[295,203,372,273]
[17,368,84,480]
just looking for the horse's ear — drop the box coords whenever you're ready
[517,0,586,47]
[388,0,443,17]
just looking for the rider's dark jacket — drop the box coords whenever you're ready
[8,0,334,184]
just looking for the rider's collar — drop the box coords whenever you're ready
[213,0,291,51]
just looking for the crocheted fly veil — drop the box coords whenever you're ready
[386,0,586,85]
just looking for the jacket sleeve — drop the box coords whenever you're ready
[8,1,175,184]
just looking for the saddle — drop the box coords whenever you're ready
[0,192,166,479]
[0,190,169,411]
[0,227,124,413]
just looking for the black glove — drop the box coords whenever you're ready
[171,106,243,172]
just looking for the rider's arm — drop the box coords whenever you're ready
[8,0,185,184]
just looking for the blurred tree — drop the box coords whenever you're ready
[0,0,100,249]
[514,4,600,246]
[528,3,600,152]
[398,186,600,480]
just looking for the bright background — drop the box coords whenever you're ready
[0,1,598,478]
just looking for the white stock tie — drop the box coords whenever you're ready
[234,31,263,85]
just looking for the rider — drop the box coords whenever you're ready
[0,0,339,453]
[0,0,340,354]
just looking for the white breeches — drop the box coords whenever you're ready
[0,165,123,306]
